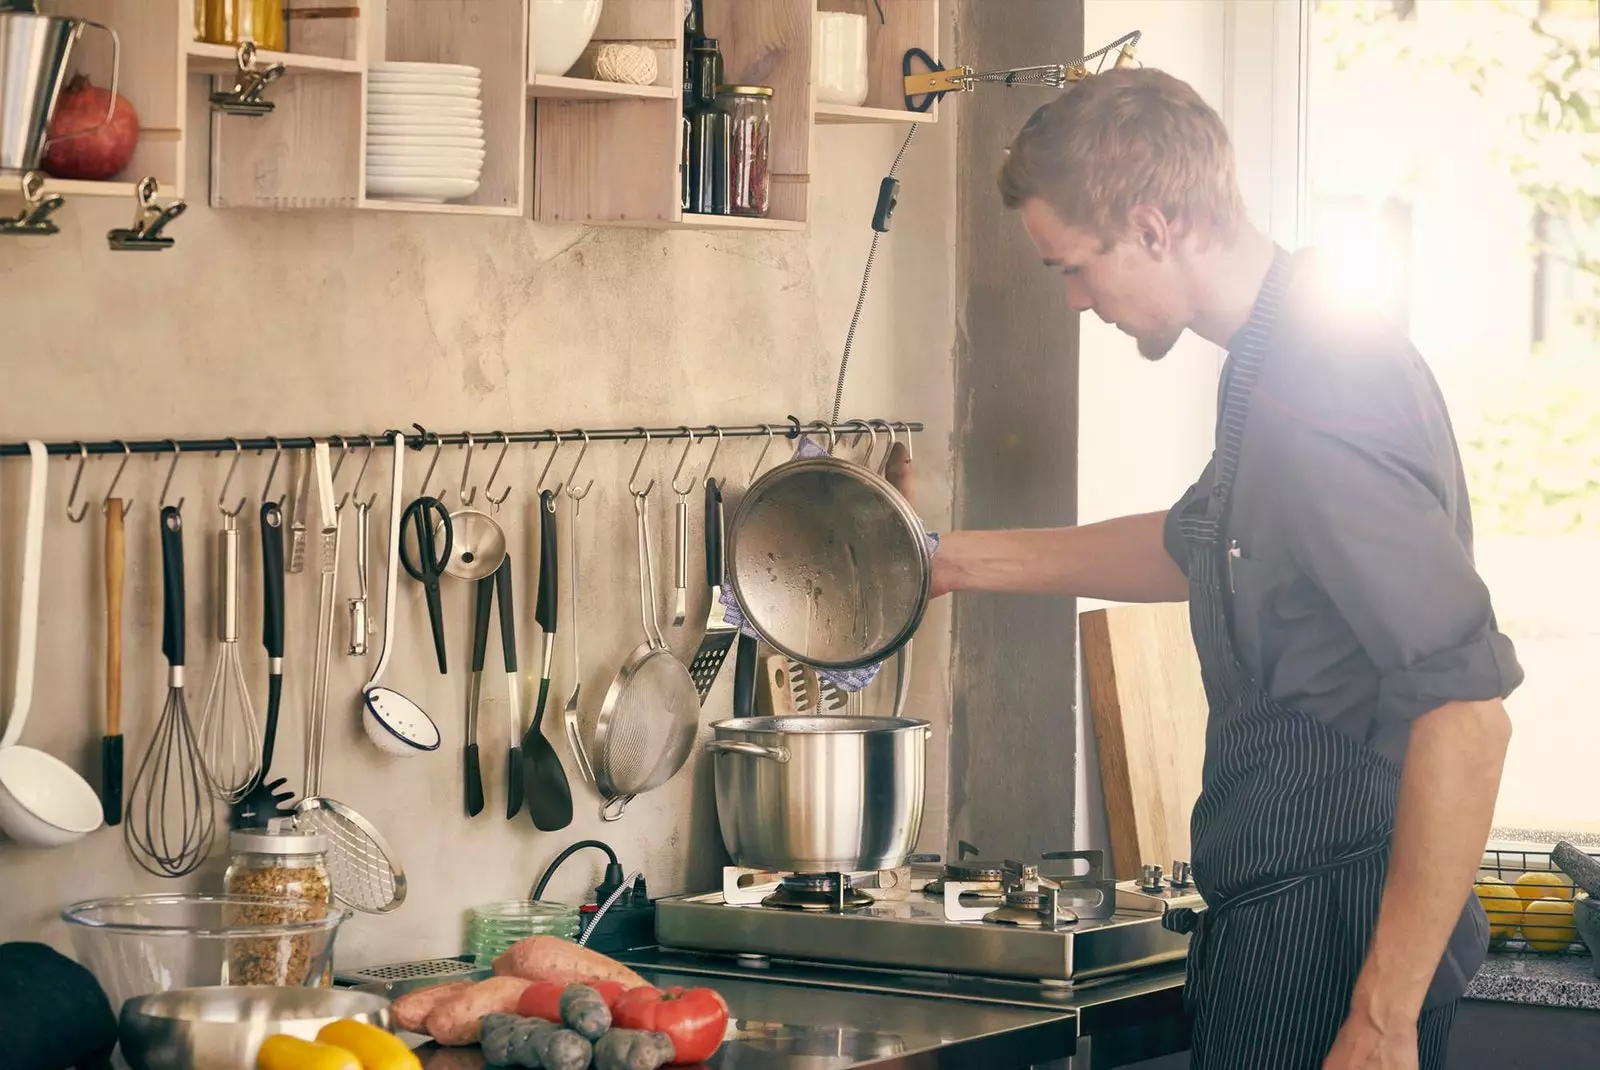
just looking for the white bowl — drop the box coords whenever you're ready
[0,746,103,847]
[531,0,604,76]
[367,156,486,170]
[366,174,481,201]
[369,71,483,84]
[367,134,487,149]
[369,81,481,99]
[367,120,484,134]
[370,61,481,77]
[368,166,483,180]
[367,94,482,111]
[367,145,486,160]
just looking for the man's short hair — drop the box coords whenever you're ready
[998,67,1246,245]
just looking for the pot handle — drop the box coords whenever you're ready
[705,739,791,763]
[47,20,122,148]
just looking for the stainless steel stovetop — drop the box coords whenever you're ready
[656,853,1202,984]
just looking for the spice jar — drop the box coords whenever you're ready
[201,0,286,52]
[223,822,334,986]
[718,85,772,217]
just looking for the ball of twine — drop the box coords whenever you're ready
[593,44,658,86]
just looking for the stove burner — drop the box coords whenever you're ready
[983,888,1079,928]
[922,858,1007,899]
[761,872,873,912]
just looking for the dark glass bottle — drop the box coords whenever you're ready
[687,38,729,215]
[680,0,704,209]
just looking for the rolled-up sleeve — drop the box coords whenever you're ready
[1266,401,1523,724]
[1164,454,1217,576]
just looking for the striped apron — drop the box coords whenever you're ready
[1164,250,1457,1069]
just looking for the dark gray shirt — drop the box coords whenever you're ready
[1163,250,1523,1006]
[1164,252,1523,765]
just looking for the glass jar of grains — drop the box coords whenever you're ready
[718,85,773,217]
[223,822,334,986]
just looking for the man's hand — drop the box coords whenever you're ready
[1323,1006,1419,1070]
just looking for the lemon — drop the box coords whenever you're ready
[1475,878,1525,944]
[1514,871,1574,903]
[1522,897,1577,952]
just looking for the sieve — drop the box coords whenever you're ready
[296,440,407,914]
[726,428,930,672]
[592,433,700,822]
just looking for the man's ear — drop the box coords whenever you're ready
[1126,204,1171,259]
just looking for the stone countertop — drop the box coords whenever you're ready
[1467,950,1600,1010]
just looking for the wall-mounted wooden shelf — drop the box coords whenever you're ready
[815,102,930,125]
[528,74,675,102]
[11,0,938,230]
[186,41,364,75]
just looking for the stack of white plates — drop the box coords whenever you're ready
[367,61,485,203]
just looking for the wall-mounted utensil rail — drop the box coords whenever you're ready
[0,419,924,459]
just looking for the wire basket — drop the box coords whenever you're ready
[1476,847,1593,956]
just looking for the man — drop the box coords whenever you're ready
[929,69,1523,1069]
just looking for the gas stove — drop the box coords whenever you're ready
[656,851,1204,984]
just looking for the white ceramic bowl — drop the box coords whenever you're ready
[367,95,482,111]
[366,174,481,201]
[370,61,481,77]
[368,82,481,99]
[367,120,484,134]
[0,746,104,847]
[366,146,486,161]
[531,0,604,76]
[367,134,487,149]
[368,166,483,181]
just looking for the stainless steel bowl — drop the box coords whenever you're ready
[119,986,392,1070]
[708,716,930,872]
[727,456,929,671]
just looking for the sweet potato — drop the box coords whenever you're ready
[391,982,474,1033]
[424,977,533,1046]
[491,936,648,989]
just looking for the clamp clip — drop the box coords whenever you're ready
[107,177,186,251]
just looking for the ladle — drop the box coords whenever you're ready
[0,441,103,847]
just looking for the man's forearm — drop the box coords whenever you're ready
[935,511,1189,602]
[1352,699,1512,1023]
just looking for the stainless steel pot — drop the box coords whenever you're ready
[727,455,929,671]
[708,715,929,872]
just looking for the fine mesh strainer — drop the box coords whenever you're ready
[592,444,699,822]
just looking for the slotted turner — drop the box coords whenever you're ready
[688,479,736,704]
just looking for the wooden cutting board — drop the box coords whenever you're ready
[1080,602,1209,880]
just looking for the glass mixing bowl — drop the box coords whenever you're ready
[61,894,351,1011]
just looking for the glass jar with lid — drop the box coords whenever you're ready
[718,85,772,217]
[222,820,334,986]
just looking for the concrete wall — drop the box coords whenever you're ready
[0,76,956,967]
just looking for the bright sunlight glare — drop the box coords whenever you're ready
[1318,210,1404,313]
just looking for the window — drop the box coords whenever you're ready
[1306,0,1600,835]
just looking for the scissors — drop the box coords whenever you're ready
[400,496,454,673]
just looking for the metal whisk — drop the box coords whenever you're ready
[126,502,217,878]
[199,483,261,802]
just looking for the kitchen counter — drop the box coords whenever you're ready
[1465,949,1600,1011]
[401,962,1076,1070]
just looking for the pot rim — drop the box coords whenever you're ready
[726,455,931,671]
[709,715,931,735]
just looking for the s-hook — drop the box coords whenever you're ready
[702,426,726,491]
[484,432,513,509]
[103,442,133,517]
[628,429,656,499]
[259,437,287,507]
[751,424,778,485]
[669,428,700,626]
[159,441,185,512]
[215,439,248,518]
[66,443,92,523]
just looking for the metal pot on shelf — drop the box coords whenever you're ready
[0,1,121,176]
[707,715,930,873]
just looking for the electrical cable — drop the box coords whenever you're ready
[829,122,920,430]
[529,839,623,901]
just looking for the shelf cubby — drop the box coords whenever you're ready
[814,0,938,125]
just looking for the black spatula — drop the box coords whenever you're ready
[521,490,573,830]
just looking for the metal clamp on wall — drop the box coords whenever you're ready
[209,41,286,117]
[107,177,186,251]
[0,171,64,237]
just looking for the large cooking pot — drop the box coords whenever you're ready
[707,715,929,873]
[726,454,929,671]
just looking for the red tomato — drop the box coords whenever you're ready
[612,986,729,1064]
[514,981,565,1022]
[515,979,631,1022]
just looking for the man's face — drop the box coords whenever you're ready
[1019,198,1190,361]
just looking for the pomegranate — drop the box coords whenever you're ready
[42,74,139,181]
